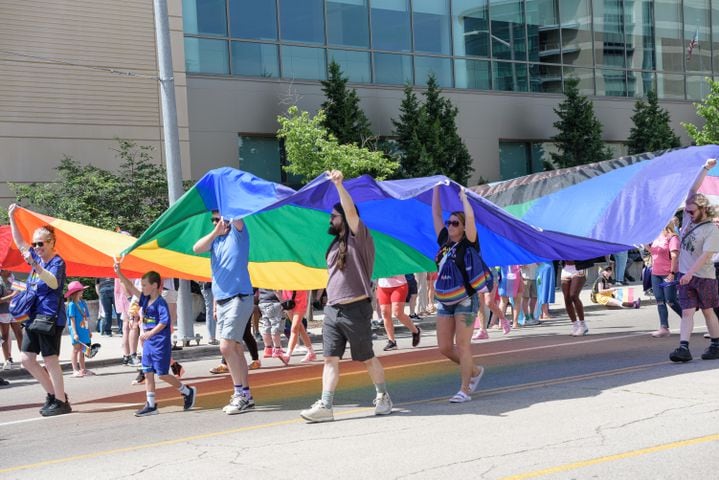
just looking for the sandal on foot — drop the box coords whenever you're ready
[469,366,484,393]
[449,391,472,403]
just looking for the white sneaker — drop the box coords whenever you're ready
[570,322,580,336]
[223,394,253,415]
[373,393,393,416]
[300,400,334,423]
[2,360,13,370]
[573,321,589,336]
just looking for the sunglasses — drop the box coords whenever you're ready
[685,208,699,215]
[211,217,221,224]
[31,241,47,247]
[330,213,341,219]
[445,220,461,227]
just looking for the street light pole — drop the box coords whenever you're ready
[153,0,194,345]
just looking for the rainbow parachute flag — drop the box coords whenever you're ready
[472,146,719,245]
[122,169,627,290]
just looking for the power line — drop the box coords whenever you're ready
[0,49,160,80]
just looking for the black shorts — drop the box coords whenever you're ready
[322,299,374,362]
[22,325,64,357]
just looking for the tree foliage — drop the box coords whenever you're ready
[551,77,612,168]
[320,61,375,148]
[277,106,399,182]
[683,78,719,145]
[627,90,681,154]
[391,75,473,184]
[10,139,172,236]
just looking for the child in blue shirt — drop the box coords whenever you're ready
[65,281,94,377]
[115,263,197,416]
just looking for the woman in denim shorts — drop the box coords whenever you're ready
[431,187,486,404]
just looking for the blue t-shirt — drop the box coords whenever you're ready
[66,300,91,345]
[29,250,67,327]
[139,294,171,354]
[211,223,253,301]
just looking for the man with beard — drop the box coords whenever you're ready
[670,158,719,362]
[300,170,393,423]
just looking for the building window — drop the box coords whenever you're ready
[455,58,490,89]
[499,141,552,180]
[183,0,227,36]
[374,52,413,85]
[279,0,325,44]
[229,0,277,40]
[181,0,718,101]
[371,0,412,52]
[329,49,372,83]
[231,42,279,77]
[327,0,369,48]
[413,0,451,55]
[281,45,327,80]
[238,136,283,183]
[414,56,452,86]
[185,37,229,74]
[452,0,490,58]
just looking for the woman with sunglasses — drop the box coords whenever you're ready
[432,186,485,403]
[8,204,70,416]
[670,158,719,362]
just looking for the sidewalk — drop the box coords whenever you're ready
[0,283,653,379]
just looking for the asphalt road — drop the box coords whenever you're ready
[2,304,719,479]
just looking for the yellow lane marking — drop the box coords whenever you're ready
[502,433,719,480]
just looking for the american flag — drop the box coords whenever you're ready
[687,27,699,60]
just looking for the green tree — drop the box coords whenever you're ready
[627,90,681,154]
[277,105,399,182]
[10,139,171,236]
[320,61,374,148]
[391,85,433,178]
[391,76,473,184]
[683,78,719,145]
[551,78,612,168]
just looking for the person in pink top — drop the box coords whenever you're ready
[647,218,682,337]
[376,275,421,351]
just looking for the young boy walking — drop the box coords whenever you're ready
[115,263,197,416]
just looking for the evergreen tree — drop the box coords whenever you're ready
[391,76,473,183]
[551,78,612,168]
[320,61,374,147]
[627,90,681,154]
[683,78,719,145]
[392,84,433,178]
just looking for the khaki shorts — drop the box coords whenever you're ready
[521,279,537,298]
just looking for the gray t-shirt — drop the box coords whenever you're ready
[325,219,375,305]
[679,218,719,278]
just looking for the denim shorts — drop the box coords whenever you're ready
[216,294,253,343]
[436,294,479,319]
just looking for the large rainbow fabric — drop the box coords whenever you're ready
[0,209,192,279]
[122,168,627,290]
[472,145,719,245]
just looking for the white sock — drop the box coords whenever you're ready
[147,392,156,408]
[179,384,190,396]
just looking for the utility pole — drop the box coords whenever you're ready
[153,0,195,345]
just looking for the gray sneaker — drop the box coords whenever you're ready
[300,400,334,423]
[224,394,253,415]
[373,393,393,416]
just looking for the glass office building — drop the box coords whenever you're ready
[182,0,711,182]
